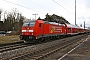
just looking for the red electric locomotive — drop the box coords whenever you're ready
[20,19,65,42]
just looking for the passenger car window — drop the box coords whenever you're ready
[68,28,71,31]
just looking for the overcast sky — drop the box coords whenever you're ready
[0,0,90,27]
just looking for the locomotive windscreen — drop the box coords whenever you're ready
[23,21,35,27]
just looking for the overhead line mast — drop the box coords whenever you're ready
[75,0,76,25]
[33,14,38,20]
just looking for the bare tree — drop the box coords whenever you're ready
[0,9,2,21]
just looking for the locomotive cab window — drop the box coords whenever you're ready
[23,21,35,27]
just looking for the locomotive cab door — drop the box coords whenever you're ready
[39,23,44,36]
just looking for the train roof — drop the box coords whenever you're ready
[65,23,81,28]
[49,22,64,26]
[84,28,90,30]
[23,20,36,22]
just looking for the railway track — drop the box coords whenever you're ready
[58,37,89,60]
[0,41,33,53]
[4,34,87,60]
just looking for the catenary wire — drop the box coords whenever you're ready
[27,0,51,12]
[2,0,45,14]
[52,0,74,15]
[62,0,74,10]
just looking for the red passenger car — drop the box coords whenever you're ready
[64,23,84,35]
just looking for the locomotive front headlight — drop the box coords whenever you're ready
[22,30,26,32]
[29,30,33,32]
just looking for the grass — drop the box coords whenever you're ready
[0,35,20,44]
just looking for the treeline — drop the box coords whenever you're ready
[0,9,25,32]
[44,13,70,24]
[4,12,24,31]
[0,9,70,33]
